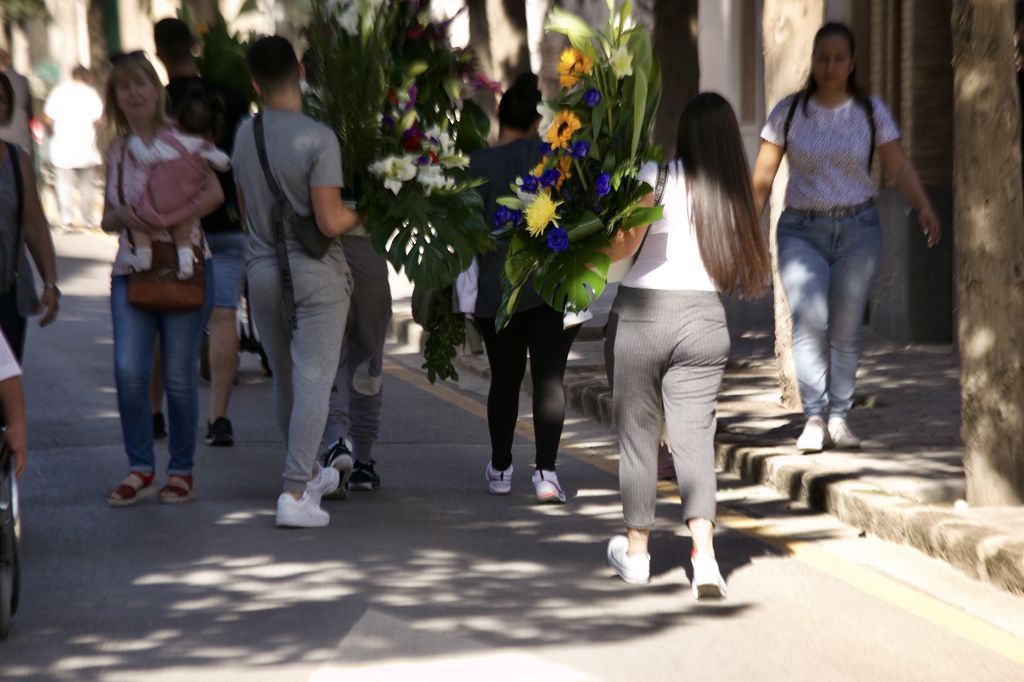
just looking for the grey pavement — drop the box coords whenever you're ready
[1,229,1023,681]
[390,270,1024,598]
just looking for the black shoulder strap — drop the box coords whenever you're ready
[782,94,800,157]
[653,163,668,205]
[8,144,22,282]
[253,112,298,333]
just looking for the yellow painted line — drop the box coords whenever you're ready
[384,357,1024,666]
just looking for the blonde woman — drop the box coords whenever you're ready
[100,52,222,506]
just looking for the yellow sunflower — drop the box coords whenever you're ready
[525,192,560,238]
[546,110,582,150]
[557,47,594,89]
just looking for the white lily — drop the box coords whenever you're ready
[609,45,634,79]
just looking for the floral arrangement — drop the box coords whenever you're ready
[494,1,663,326]
[306,0,493,382]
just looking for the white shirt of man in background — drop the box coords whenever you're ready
[44,66,103,229]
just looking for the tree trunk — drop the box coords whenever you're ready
[951,0,1024,505]
[651,0,698,153]
[762,0,823,409]
[468,0,530,87]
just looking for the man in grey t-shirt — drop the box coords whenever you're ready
[232,36,361,529]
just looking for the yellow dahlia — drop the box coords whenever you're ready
[525,192,560,238]
[557,47,593,89]
[546,110,582,150]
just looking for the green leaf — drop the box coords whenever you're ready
[565,211,605,242]
[591,100,606,140]
[618,205,663,231]
[497,197,524,210]
[630,71,648,161]
[546,8,599,60]
[533,246,609,313]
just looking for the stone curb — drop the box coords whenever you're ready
[387,312,1024,597]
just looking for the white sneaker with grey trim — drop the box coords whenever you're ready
[486,462,513,495]
[532,469,566,503]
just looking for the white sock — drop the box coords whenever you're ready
[133,247,152,271]
[177,247,195,280]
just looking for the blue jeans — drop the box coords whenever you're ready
[110,269,213,475]
[778,204,881,420]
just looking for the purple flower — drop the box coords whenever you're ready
[539,142,553,156]
[417,155,431,165]
[595,172,612,197]
[493,205,512,226]
[546,226,569,253]
[540,168,561,187]
[520,175,540,193]
[409,84,419,104]
[583,88,601,107]
[383,115,396,128]
[571,140,590,159]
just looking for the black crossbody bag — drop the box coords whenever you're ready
[253,113,334,260]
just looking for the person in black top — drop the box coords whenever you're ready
[468,74,579,504]
[155,18,250,447]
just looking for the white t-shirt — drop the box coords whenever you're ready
[621,160,716,292]
[44,80,104,169]
[761,94,900,211]
[0,332,21,382]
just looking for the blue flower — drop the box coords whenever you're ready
[571,140,590,159]
[596,172,612,197]
[583,88,601,107]
[540,168,561,187]
[493,205,512,227]
[546,226,570,253]
[520,175,540,193]
[539,142,553,156]
[417,155,431,166]
[510,209,523,225]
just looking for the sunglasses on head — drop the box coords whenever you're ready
[109,50,146,65]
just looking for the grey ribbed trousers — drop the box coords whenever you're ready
[604,287,730,528]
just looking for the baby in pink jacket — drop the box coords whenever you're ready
[127,91,230,280]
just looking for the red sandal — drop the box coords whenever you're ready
[159,475,195,504]
[108,471,157,507]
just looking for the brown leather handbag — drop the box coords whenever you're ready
[118,143,206,313]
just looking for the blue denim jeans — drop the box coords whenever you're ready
[110,268,213,475]
[778,203,881,420]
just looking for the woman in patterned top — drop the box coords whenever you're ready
[100,52,221,506]
[752,22,941,453]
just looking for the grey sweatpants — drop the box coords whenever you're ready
[604,287,730,528]
[248,251,353,494]
[323,236,392,464]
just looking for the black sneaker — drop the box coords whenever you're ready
[205,417,234,446]
[321,437,354,500]
[350,459,381,491]
[153,412,167,440]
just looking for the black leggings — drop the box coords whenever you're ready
[476,305,580,471]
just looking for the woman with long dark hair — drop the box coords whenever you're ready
[752,22,939,453]
[468,73,580,504]
[604,93,770,598]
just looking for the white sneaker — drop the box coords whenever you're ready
[828,418,861,449]
[486,462,513,495]
[304,465,340,505]
[276,492,329,528]
[796,416,831,453]
[532,469,567,504]
[607,535,650,584]
[691,554,727,600]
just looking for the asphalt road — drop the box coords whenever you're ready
[0,230,1022,681]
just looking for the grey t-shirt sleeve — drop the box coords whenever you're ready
[761,95,796,146]
[870,96,901,146]
[309,128,343,189]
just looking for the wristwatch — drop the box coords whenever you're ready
[44,282,61,299]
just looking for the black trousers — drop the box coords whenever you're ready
[0,290,26,362]
[476,305,580,471]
